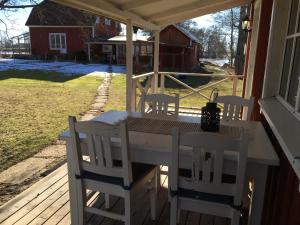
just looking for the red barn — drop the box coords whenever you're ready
[25,1,121,59]
[156,25,201,72]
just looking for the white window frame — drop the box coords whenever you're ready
[49,33,67,52]
[277,0,300,116]
[105,18,111,26]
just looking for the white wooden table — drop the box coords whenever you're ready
[61,110,279,225]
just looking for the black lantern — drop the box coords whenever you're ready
[242,15,252,32]
[201,89,221,132]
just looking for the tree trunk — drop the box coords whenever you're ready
[234,6,249,74]
[230,9,234,67]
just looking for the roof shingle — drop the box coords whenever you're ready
[25,1,96,26]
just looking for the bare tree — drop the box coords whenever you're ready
[0,0,39,9]
[213,8,240,67]
[234,5,250,74]
[0,0,41,37]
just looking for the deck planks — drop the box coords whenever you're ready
[0,163,228,225]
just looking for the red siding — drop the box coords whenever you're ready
[160,26,191,46]
[94,17,120,37]
[250,0,273,120]
[260,115,300,225]
[29,27,92,56]
[158,25,199,71]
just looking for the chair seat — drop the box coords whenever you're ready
[177,188,234,206]
[82,163,156,190]
[179,168,236,184]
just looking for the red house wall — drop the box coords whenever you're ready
[94,17,120,37]
[29,27,92,57]
[158,25,199,71]
[160,26,191,46]
[261,115,300,225]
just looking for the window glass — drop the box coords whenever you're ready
[105,18,111,25]
[280,39,294,97]
[61,35,66,48]
[50,35,55,49]
[287,37,300,106]
[135,45,139,55]
[55,35,60,48]
[147,45,153,54]
[288,0,299,35]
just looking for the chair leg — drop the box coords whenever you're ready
[124,191,132,225]
[77,183,86,225]
[170,196,178,225]
[105,193,111,209]
[231,209,241,225]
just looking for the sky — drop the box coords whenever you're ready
[0,7,215,38]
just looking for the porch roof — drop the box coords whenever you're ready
[52,0,251,30]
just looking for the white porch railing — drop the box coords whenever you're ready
[132,71,244,113]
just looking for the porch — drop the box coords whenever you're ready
[0,164,228,225]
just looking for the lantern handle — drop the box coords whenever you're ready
[209,88,219,103]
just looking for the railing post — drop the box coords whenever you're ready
[160,73,165,93]
[131,79,137,112]
[152,30,160,94]
[126,19,134,111]
[232,77,238,96]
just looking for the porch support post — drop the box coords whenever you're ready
[126,19,134,111]
[152,30,160,94]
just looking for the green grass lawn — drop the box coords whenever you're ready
[0,70,102,172]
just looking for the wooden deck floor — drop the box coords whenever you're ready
[0,164,228,225]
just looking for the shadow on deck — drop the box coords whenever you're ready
[0,164,229,225]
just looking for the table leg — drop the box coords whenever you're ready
[247,163,268,225]
[66,140,79,225]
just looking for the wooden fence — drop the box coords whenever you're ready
[132,71,244,113]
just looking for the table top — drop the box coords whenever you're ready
[60,110,279,166]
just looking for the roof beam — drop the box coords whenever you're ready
[121,0,161,11]
[157,0,250,26]
[55,0,161,30]
[147,0,249,22]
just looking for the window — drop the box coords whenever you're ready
[105,18,111,26]
[49,33,66,51]
[140,44,153,56]
[279,0,300,112]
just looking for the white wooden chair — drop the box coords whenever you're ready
[170,128,248,225]
[216,95,254,121]
[140,93,179,117]
[69,116,158,225]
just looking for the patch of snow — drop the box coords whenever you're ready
[0,58,126,76]
[200,58,229,67]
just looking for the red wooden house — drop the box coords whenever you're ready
[154,25,201,72]
[86,24,201,72]
[25,1,121,59]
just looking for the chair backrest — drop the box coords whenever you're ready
[170,128,248,205]
[140,93,179,117]
[69,116,132,187]
[216,95,254,121]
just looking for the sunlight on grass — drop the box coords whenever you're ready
[0,69,102,172]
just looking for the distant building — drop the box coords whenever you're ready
[25,1,121,59]
[26,1,200,72]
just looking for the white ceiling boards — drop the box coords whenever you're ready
[53,0,251,30]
